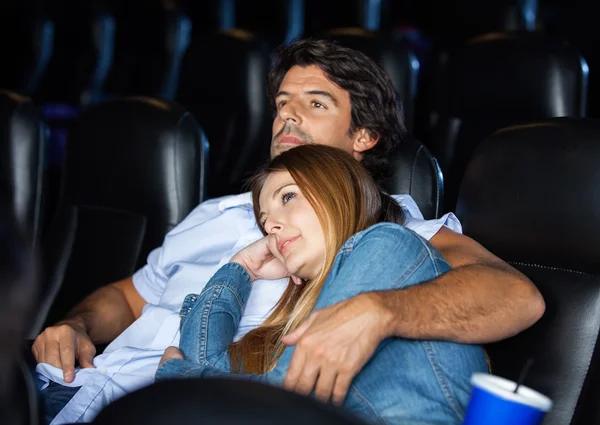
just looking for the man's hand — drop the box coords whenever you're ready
[281,292,392,406]
[32,320,96,383]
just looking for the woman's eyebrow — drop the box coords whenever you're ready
[272,183,296,200]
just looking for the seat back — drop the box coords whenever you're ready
[0,3,54,94]
[430,32,587,212]
[456,118,600,425]
[177,30,272,198]
[0,205,40,425]
[0,91,45,242]
[35,97,208,334]
[383,135,443,219]
[93,378,367,425]
[237,0,304,46]
[322,28,419,131]
[102,0,191,100]
[35,0,116,105]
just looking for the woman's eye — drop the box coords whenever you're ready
[282,192,296,204]
[311,101,325,108]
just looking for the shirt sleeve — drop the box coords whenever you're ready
[392,194,463,241]
[132,197,225,305]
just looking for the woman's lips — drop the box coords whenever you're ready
[279,236,299,254]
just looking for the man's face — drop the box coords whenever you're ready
[270,65,356,159]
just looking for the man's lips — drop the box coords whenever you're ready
[278,236,299,254]
[278,135,304,145]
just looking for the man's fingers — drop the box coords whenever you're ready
[31,341,41,363]
[283,342,307,390]
[313,367,337,404]
[282,319,311,346]
[78,344,96,369]
[59,345,76,383]
[292,362,320,396]
[44,340,62,369]
[331,373,353,406]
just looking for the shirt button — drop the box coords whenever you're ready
[99,368,107,375]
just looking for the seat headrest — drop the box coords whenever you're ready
[323,28,418,130]
[64,97,208,226]
[456,118,600,273]
[442,32,587,119]
[177,30,272,197]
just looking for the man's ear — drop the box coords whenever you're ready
[352,128,380,161]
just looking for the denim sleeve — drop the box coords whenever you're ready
[176,262,253,369]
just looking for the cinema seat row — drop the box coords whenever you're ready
[3,92,600,424]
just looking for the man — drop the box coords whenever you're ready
[33,39,545,424]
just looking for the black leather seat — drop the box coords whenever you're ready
[383,135,443,220]
[177,30,272,198]
[0,2,54,95]
[33,97,208,336]
[305,0,379,34]
[322,28,419,131]
[102,0,192,100]
[428,31,587,212]
[390,0,538,46]
[0,206,40,425]
[35,0,116,106]
[92,378,367,425]
[0,90,45,243]
[456,118,600,425]
[237,0,304,46]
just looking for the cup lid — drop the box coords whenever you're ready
[471,373,553,412]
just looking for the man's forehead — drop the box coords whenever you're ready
[279,65,344,94]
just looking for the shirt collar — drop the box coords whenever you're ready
[218,192,253,212]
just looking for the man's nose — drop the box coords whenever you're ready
[278,102,301,125]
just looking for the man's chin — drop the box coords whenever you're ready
[271,143,301,158]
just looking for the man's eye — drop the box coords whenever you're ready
[277,100,287,109]
[311,101,325,108]
[282,192,296,204]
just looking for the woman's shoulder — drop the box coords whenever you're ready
[342,222,419,251]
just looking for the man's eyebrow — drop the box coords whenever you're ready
[306,90,338,106]
[275,91,290,98]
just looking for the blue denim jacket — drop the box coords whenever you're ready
[157,223,488,424]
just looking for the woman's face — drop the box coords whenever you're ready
[258,170,326,281]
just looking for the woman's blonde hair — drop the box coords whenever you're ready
[228,144,404,373]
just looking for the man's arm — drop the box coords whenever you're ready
[281,227,545,403]
[379,226,545,342]
[32,276,146,382]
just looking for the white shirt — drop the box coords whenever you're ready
[36,193,461,424]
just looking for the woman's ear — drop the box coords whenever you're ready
[352,128,380,161]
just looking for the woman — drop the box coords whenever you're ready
[156,145,488,424]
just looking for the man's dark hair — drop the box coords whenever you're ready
[267,38,407,183]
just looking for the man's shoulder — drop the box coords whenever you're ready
[167,192,255,237]
[391,194,424,220]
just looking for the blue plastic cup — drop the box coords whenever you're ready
[463,374,553,425]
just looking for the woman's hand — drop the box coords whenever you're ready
[159,346,184,367]
[231,235,298,282]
